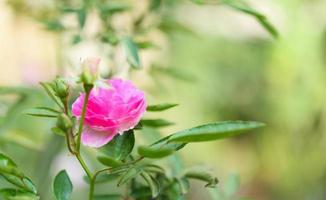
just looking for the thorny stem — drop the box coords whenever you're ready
[76,90,90,152]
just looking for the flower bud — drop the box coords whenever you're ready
[80,57,100,87]
[52,78,69,99]
[56,113,73,131]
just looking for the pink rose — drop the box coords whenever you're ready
[72,79,147,147]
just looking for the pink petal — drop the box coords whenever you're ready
[81,126,117,148]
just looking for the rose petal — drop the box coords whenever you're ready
[81,126,117,148]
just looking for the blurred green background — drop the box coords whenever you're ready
[0,0,326,199]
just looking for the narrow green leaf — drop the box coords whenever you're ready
[223,0,278,38]
[53,170,73,200]
[34,107,60,113]
[147,103,178,112]
[143,164,165,174]
[117,168,141,186]
[39,82,64,110]
[0,189,39,200]
[25,113,57,118]
[138,145,174,158]
[168,121,265,143]
[140,171,160,198]
[150,0,162,11]
[176,177,190,194]
[184,170,218,188]
[99,130,134,160]
[97,156,123,167]
[141,119,174,128]
[121,37,141,69]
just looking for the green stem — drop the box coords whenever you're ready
[76,90,90,151]
[76,153,92,179]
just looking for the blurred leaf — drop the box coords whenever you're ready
[141,119,174,128]
[22,178,37,194]
[99,130,134,160]
[140,171,160,198]
[184,170,218,188]
[130,186,152,198]
[208,187,224,200]
[135,41,158,49]
[71,34,82,45]
[24,108,58,118]
[222,0,278,38]
[93,194,121,200]
[121,37,142,69]
[159,17,194,35]
[138,145,174,158]
[147,103,178,112]
[176,177,190,194]
[168,121,265,143]
[117,167,141,186]
[97,156,123,167]
[51,127,66,137]
[53,170,73,200]
[98,2,131,15]
[77,8,87,28]
[40,19,65,32]
[0,131,43,150]
[0,189,39,200]
[150,0,162,10]
[224,174,240,197]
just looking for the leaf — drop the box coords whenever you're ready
[150,0,162,11]
[0,189,39,200]
[22,178,37,194]
[138,145,174,158]
[135,41,158,49]
[168,121,265,143]
[121,37,142,69]
[51,127,66,137]
[40,19,65,32]
[224,174,240,197]
[34,107,60,113]
[83,173,120,184]
[98,2,131,15]
[140,171,160,198]
[117,168,141,186]
[140,119,174,128]
[39,82,64,110]
[99,130,134,160]
[147,103,178,112]
[222,0,278,38]
[143,164,165,174]
[97,156,123,167]
[176,177,190,194]
[24,108,58,118]
[184,170,218,188]
[93,194,122,200]
[77,8,87,28]
[53,170,73,200]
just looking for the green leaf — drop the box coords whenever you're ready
[53,170,73,200]
[83,173,120,184]
[40,19,65,32]
[34,107,60,113]
[224,174,240,197]
[0,189,39,200]
[99,130,135,160]
[147,103,178,112]
[39,82,64,110]
[176,177,190,194]
[168,121,265,143]
[138,145,174,158]
[135,41,158,49]
[141,119,174,128]
[222,0,278,38]
[24,108,58,118]
[150,0,162,11]
[117,168,141,186]
[143,164,165,174]
[184,170,218,188]
[97,156,123,167]
[22,178,37,194]
[98,2,131,15]
[140,171,160,198]
[93,194,122,200]
[77,8,87,28]
[121,37,141,69]
[51,127,66,137]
